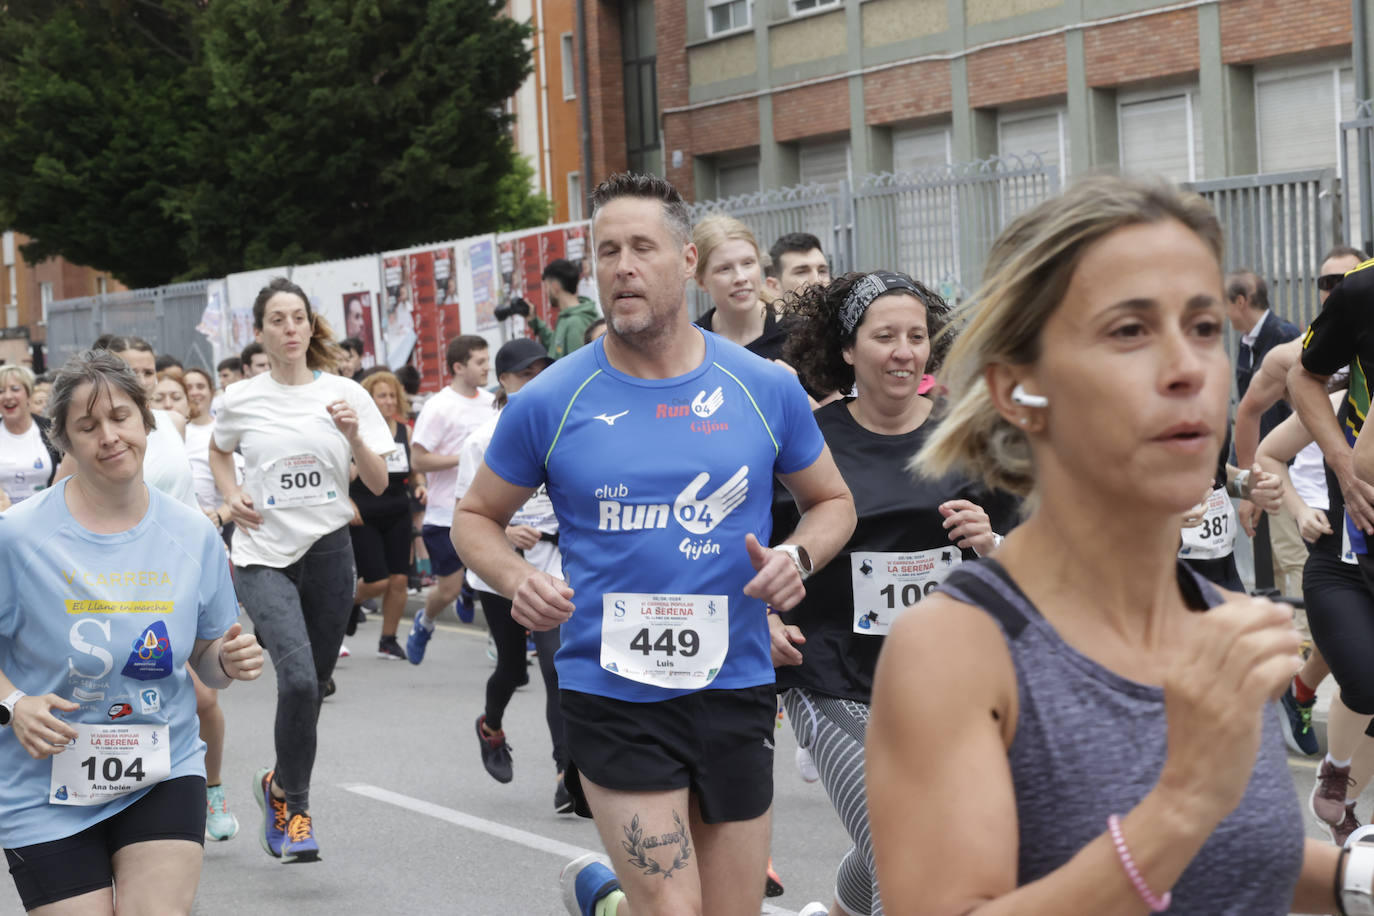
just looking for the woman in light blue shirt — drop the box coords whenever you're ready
[0,350,262,914]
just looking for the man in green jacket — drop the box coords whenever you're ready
[523,259,601,359]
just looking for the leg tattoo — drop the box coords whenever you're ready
[621,810,692,878]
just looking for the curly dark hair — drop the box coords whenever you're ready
[783,271,951,395]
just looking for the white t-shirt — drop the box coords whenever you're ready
[183,420,244,514]
[457,410,561,592]
[144,410,199,511]
[213,371,394,568]
[0,419,52,503]
[412,385,496,528]
[1291,441,1330,512]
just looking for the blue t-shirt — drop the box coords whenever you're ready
[484,330,825,701]
[0,480,239,848]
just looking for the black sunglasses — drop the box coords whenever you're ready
[1317,273,1345,291]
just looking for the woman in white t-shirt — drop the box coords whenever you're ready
[179,367,242,535]
[0,365,60,510]
[210,277,394,864]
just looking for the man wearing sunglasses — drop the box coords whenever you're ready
[1232,245,1365,758]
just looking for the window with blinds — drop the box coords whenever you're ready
[799,139,852,189]
[1118,94,1200,183]
[1256,68,1342,173]
[892,124,952,175]
[717,160,761,199]
[998,110,1068,177]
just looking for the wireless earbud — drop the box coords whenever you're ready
[1011,383,1049,408]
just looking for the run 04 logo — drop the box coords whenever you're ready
[595,466,749,560]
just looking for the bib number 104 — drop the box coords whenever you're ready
[629,628,700,657]
[80,756,146,783]
[879,581,940,609]
[279,471,322,490]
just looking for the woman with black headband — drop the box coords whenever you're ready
[775,270,1017,916]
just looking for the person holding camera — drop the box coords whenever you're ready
[497,259,601,360]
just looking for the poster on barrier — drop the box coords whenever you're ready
[341,292,378,369]
[465,236,500,333]
[495,221,596,340]
[379,243,462,391]
[195,280,229,366]
[224,268,281,354]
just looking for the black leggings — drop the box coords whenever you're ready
[478,590,568,772]
[1305,549,1374,728]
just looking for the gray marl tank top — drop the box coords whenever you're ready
[938,559,1304,914]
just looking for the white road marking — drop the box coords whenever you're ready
[340,783,801,915]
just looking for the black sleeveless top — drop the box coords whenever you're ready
[351,421,410,518]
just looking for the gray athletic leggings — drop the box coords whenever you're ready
[782,687,880,916]
[235,526,355,814]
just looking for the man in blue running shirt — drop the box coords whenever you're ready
[457,173,855,916]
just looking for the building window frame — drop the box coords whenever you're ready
[567,172,583,220]
[706,0,751,39]
[1115,87,1201,183]
[560,32,576,101]
[39,281,52,326]
[788,0,842,18]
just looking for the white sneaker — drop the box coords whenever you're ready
[338,643,350,658]
[798,903,830,916]
[796,746,820,783]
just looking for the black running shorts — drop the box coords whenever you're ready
[560,684,776,824]
[5,775,206,912]
[351,510,412,582]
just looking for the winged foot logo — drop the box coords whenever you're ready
[596,467,748,560]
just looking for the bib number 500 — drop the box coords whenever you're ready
[279,470,322,490]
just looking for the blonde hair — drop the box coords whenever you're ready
[361,370,410,422]
[692,214,776,305]
[913,175,1224,497]
[0,364,35,396]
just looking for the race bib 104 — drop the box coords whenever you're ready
[851,547,961,636]
[600,593,728,689]
[50,723,171,806]
[261,454,337,509]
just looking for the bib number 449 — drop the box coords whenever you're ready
[629,627,700,657]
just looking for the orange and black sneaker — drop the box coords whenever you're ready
[254,767,288,858]
[281,812,321,864]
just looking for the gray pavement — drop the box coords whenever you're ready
[1,599,1359,915]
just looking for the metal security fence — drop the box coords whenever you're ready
[687,155,1060,311]
[852,155,1060,302]
[1183,168,1340,332]
[46,281,212,370]
[1341,99,1374,252]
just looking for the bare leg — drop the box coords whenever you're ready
[381,573,408,638]
[111,839,203,915]
[422,569,464,623]
[354,578,387,604]
[1299,646,1331,693]
[191,668,223,787]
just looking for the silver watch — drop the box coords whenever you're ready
[775,543,813,580]
[1343,827,1374,916]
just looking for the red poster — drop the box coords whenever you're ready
[407,246,461,393]
[342,292,377,369]
[497,224,597,340]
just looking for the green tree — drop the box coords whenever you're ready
[0,1,208,287]
[0,0,549,287]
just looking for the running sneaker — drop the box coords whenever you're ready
[1276,685,1320,757]
[476,715,514,783]
[555,773,575,814]
[765,857,785,897]
[1312,758,1356,825]
[376,635,407,661]
[456,583,476,624]
[338,643,351,658]
[486,634,498,662]
[1332,802,1363,846]
[798,904,829,916]
[280,813,321,864]
[796,746,820,783]
[407,612,434,665]
[254,768,287,858]
[205,783,239,841]
[560,853,620,916]
[322,677,336,699]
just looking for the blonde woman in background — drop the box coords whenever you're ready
[866,176,1350,914]
[693,214,789,361]
[0,365,61,511]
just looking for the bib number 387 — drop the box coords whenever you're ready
[50,723,171,806]
[601,593,728,689]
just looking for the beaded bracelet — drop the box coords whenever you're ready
[1108,813,1172,912]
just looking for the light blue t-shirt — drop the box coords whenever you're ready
[484,330,824,702]
[0,479,239,848]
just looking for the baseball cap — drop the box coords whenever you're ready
[495,337,552,376]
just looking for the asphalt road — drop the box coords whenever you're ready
[0,603,1359,916]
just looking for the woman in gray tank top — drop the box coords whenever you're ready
[866,176,1349,914]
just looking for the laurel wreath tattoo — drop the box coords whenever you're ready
[621,811,691,878]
